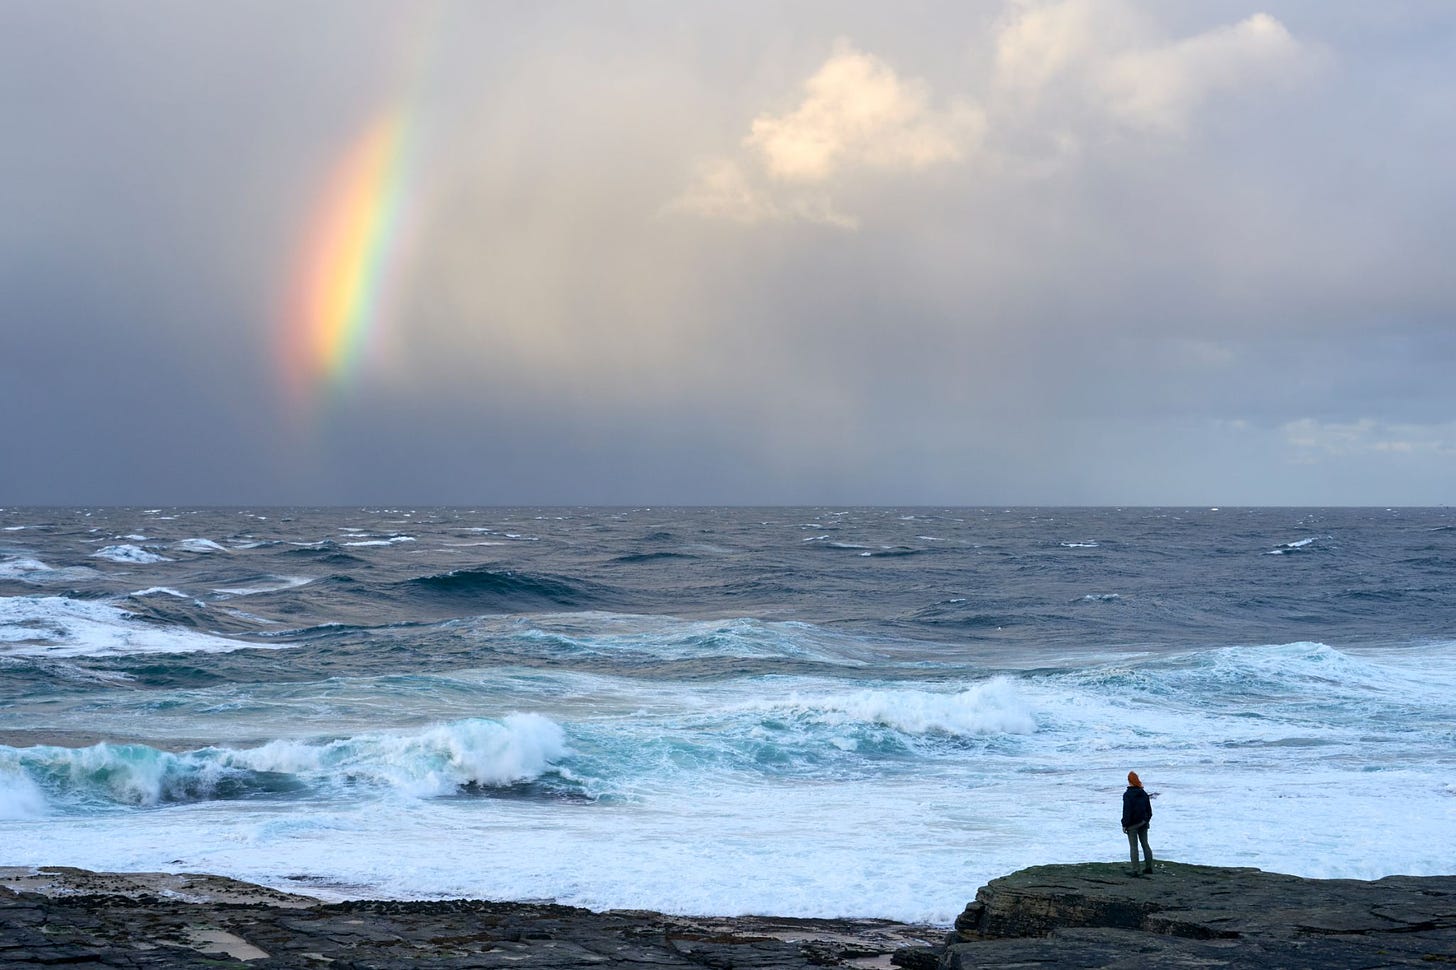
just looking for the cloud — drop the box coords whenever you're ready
[746,42,982,182]
[995,1,1311,132]
[669,158,858,228]
[1097,13,1305,131]
[673,40,983,227]
[1282,419,1456,462]
[677,5,1313,229]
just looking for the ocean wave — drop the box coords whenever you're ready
[0,714,571,808]
[0,557,99,584]
[0,557,56,579]
[0,767,47,819]
[0,596,271,658]
[856,546,923,558]
[1040,641,1456,742]
[501,615,867,665]
[739,678,1037,738]
[275,541,368,566]
[608,551,699,565]
[92,544,172,564]
[127,587,202,602]
[400,566,603,611]
[211,576,315,597]
[173,538,229,554]
[1266,536,1324,555]
[343,536,416,547]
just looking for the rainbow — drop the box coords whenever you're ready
[280,106,414,404]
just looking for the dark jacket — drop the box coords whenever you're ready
[1122,786,1152,829]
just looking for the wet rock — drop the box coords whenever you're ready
[939,861,1456,968]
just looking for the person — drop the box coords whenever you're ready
[1121,770,1154,876]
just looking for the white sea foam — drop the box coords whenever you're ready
[342,536,416,547]
[0,557,98,584]
[130,587,195,600]
[0,596,271,657]
[173,538,228,554]
[211,576,314,597]
[1267,536,1323,554]
[740,678,1037,737]
[93,544,172,564]
[0,768,46,819]
[0,557,54,578]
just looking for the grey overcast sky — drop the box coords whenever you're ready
[2,1,1453,505]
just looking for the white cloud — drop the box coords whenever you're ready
[1098,13,1303,131]
[746,42,983,182]
[994,0,1147,97]
[994,1,1309,132]
[676,6,1313,228]
[673,40,983,228]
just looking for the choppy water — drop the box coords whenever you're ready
[1,507,1453,923]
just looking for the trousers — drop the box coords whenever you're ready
[1126,822,1152,870]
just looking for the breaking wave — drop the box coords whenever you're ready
[1,714,572,809]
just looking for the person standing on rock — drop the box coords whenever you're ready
[1122,771,1154,876]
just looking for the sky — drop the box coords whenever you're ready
[2,1,1453,506]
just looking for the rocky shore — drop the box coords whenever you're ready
[3,862,1454,969]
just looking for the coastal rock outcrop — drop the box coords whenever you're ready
[935,861,1456,968]
[0,866,935,969]
[4,863,1456,968]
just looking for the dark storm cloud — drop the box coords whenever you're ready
[2,2,1453,505]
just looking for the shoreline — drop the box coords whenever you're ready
[4,862,1456,968]
[0,865,941,969]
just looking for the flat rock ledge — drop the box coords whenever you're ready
[5,864,1455,970]
[0,866,937,969]
[898,861,1456,969]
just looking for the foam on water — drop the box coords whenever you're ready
[0,768,46,819]
[174,538,229,554]
[211,576,315,597]
[0,557,99,584]
[0,557,54,578]
[0,596,273,657]
[93,544,173,564]
[737,678,1037,738]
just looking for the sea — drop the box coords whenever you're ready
[1,506,1453,924]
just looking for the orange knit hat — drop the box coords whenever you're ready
[1127,771,1143,787]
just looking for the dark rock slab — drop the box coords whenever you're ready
[932,861,1456,968]
[0,869,938,969]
